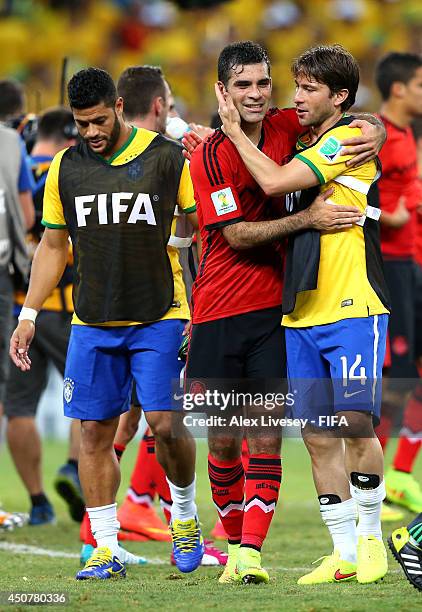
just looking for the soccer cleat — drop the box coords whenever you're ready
[218,543,240,583]
[356,535,388,584]
[298,549,357,585]
[80,544,95,565]
[29,502,56,526]
[170,516,204,573]
[80,543,147,566]
[237,547,269,584]
[117,497,171,541]
[388,527,422,592]
[0,509,28,530]
[118,529,149,542]
[211,518,227,541]
[385,468,422,513]
[54,463,85,522]
[170,539,228,567]
[381,502,404,523]
[76,546,126,580]
[201,539,228,566]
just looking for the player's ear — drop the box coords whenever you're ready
[115,97,124,116]
[335,89,349,108]
[152,96,162,117]
[217,81,227,94]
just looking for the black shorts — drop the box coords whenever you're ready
[383,258,418,380]
[4,310,71,417]
[187,306,286,381]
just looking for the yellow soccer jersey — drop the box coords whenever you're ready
[42,127,195,325]
[283,123,389,328]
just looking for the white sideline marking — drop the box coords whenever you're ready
[0,542,165,564]
[0,543,402,574]
[0,542,79,559]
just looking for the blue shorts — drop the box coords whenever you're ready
[285,315,388,427]
[63,319,185,420]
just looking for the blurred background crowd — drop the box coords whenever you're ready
[1,0,422,121]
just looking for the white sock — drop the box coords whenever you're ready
[350,480,385,541]
[87,503,120,557]
[320,497,358,563]
[166,476,197,521]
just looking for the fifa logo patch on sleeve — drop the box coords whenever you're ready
[211,187,237,216]
[318,137,341,162]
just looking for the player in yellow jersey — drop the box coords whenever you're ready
[9,68,203,579]
[216,45,389,585]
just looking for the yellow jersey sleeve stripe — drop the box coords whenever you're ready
[42,148,67,226]
[41,220,67,229]
[177,160,195,210]
[183,204,197,213]
[295,153,324,185]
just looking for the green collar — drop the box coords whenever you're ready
[102,126,137,165]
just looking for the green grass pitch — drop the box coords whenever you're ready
[0,437,420,611]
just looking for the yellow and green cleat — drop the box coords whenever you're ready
[236,547,269,584]
[388,526,422,592]
[385,468,422,513]
[298,549,356,585]
[356,535,388,584]
[218,543,241,584]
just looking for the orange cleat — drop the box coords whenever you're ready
[211,518,227,541]
[118,529,149,542]
[117,497,171,542]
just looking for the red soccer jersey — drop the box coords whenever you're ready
[417,215,422,267]
[378,116,422,258]
[189,107,301,324]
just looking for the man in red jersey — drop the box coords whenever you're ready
[187,41,375,585]
[374,52,422,515]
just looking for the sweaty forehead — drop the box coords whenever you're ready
[228,62,270,83]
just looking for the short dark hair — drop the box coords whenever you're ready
[292,45,359,111]
[117,66,166,120]
[375,52,422,101]
[218,41,271,87]
[37,106,77,142]
[0,79,24,119]
[67,67,117,109]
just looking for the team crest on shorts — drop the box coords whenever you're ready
[63,378,75,403]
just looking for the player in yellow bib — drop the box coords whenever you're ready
[216,44,390,585]
[9,68,204,579]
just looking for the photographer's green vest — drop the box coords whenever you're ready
[58,132,184,324]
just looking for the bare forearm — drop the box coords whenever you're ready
[230,128,288,196]
[19,191,35,229]
[353,113,384,130]
[24,239,68,310]
[379,211,396,227]
[225,212,310,250]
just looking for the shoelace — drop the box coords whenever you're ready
[171,523,200,553]
[85,548,112,568]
